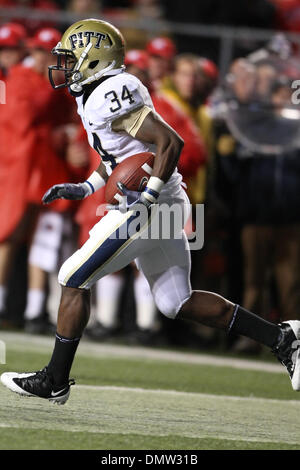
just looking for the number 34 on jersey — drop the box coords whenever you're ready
[75,72,154,173]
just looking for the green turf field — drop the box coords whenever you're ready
[0,331,299,450]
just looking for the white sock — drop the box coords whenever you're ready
[96,274,124,328]
[0,285,7,311]
[24,288,46,320]
[134,273,157,330]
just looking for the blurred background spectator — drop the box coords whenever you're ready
[0,1,300,354]
[212,35,300,352]
[146,36,176,91]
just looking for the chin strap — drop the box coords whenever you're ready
[70,62,125,92]
[75,43,93,72]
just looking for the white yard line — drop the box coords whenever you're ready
[0,330,284,374]
[76,383,300,405]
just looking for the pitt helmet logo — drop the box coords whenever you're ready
[69,31,110,50]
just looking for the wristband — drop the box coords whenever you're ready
[143,176,164,203]
[83,171,106,195]
[147,176,165,193]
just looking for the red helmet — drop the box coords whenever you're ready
[125,50,149,71]
[198,58,219,81]
[0,22,27,48]
[27,28,61,51]
[146,37,176,59]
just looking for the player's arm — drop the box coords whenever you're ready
[42,160,108,204]
[135,111,184,184]
[84,160,109,194]
[96,160,109,182]
[113,107,184,207]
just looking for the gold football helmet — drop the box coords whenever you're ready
[49,18,125,90]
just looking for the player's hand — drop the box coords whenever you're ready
[42,183,90,204]
[107,182,155,211]
[117,182,142,206]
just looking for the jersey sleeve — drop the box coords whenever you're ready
[87,74,152,128]
[111,105,152,137]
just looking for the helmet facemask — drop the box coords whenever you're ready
[48,45,79,89]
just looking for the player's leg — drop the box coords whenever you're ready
[136,189,286,351]
[0,285,89,404]
[139,234,278,340]
[0,208,155,402]
[137,232,192,322]
[47,208,155,386]
[179,290,300,389]
[178,292,281,346]
[139,231,300,391]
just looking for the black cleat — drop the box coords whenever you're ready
[0,366,74,404]
[272,321,300,390]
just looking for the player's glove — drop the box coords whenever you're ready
[107,182,157,211]
[42,182,91,204]
[43,171,106,204]
[118,182,154,209]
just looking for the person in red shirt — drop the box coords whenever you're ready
[0,0,60,34]
[0,27,87,329]
[124,49,150,91]
[0,22,27,319]
[0,22,27,78]
[196,57,219,105]
[146,36,177,91]
[269,0,300,32]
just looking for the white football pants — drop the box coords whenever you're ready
[58,187,192,319]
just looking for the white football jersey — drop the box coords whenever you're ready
[75,71,182,197]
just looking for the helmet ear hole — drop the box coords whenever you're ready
[89,60,99,69]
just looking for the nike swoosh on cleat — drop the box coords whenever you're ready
[51,387,68,397]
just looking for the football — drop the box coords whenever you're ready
[105,152,155,204]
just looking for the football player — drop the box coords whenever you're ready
[1,19,300,404]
